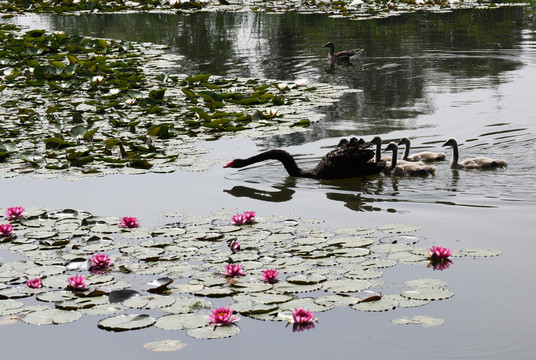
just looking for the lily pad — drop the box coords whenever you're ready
[22,309,81,325]
[186,325,240,339]
[377,224,421,234]
[392,315,444,327]
[400,288,454,301]
[98,314,156,331]
[155,313,207,330]
[143,339,187,352]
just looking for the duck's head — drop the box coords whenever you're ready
[323,42,334,49]
[398,137,411,146]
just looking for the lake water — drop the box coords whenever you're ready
[2,6,536,359]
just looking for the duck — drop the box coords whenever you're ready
[398,137,446,162]
[224,137,385,180]
[323,42,364,62]
[442,138,507,169]
[384,142,437,176]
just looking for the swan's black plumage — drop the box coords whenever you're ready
[224,137,385,179]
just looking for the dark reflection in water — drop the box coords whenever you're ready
[35,7,536,213]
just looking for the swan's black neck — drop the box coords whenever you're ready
[225,150,315,178]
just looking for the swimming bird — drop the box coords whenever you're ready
[323,42,364,62]
[384,142,437,176]
[398,137,446,162]
[442,138,507,169]
[224,137,384,179]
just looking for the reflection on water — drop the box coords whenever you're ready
[3,6,536,360]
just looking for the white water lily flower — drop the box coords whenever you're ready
[109,88,121,95]
[125,98,136,105]
[294,78,309,87]
[92,75,104,83]
[277,82,288,91]
[3,69,14,76]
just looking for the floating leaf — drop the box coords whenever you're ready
[98,314,156,332]
[377,224,421,234]
[392,315,444,327]
[155,314,207,330]
[321,279,371,293]
[143,339,187,352]
[186,325,240,339]
[401,288,454,301]
[22,309,81,325]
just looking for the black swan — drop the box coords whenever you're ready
[442,138,507,169]
[384,142,437,176]
[224,137,385,179]
[398,137,446,162]
[323,42,364,62]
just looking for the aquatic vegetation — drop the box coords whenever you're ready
[26,278,42,289]
[222,264,247,277]
[67,275,90,290]
[228,239,240,252]
[262,269,280,284]
[0,0,522,21]
[119,217,140,228]
[90,253,114,268]
[5,207,24,221]
[0,25,354,179]
[0,207,501,339]
[292,307,316,324]
[428,246,452,260]
[231,214,246,225]
[206,306,239,326]
[0,224,13,236]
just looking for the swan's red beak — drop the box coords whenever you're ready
[224,161,234,168]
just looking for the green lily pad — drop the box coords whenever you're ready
[350,294,399,312]
[404,278,448,288]
[122,295,175,309]
[0,299,24,315]
[392,315,444,327]
[377,224,421,234]
[286,274,326,285]
[98,314,156,331]
[143,339,187,352]
[22,308,81,325]
[186,325,240,339]
[401,288,454,301]
[455,248,502,257]
[155,313,207,330]
[321,279,371,293]
[160,297,213,314]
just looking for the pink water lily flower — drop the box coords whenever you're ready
[5,207,24,221]
[228,239,240,253]
[261,269,279,283]
[222,263,246,277]
[26,278,42,289]
[119,216,140,228]
[231,214,246,225]
[292,308,316,324]
[90,253,113,268]
[0,224,13,236]
[206,306,239,326]
[67,275,90,290]
[428,246,452,260]
[243,211,256,223]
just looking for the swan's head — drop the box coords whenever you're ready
[323,42,334,49]
[398,137,411,146]
[442,138,458,148]
[337,138,349,148]
[370,136,382,145]
[224,160,239,168]
[384,142,398,152]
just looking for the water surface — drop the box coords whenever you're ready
[3,7,536,359]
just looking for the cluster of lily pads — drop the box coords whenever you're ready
[0,0,524,20]
[0,24,353,179]
[0,207,501,339]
